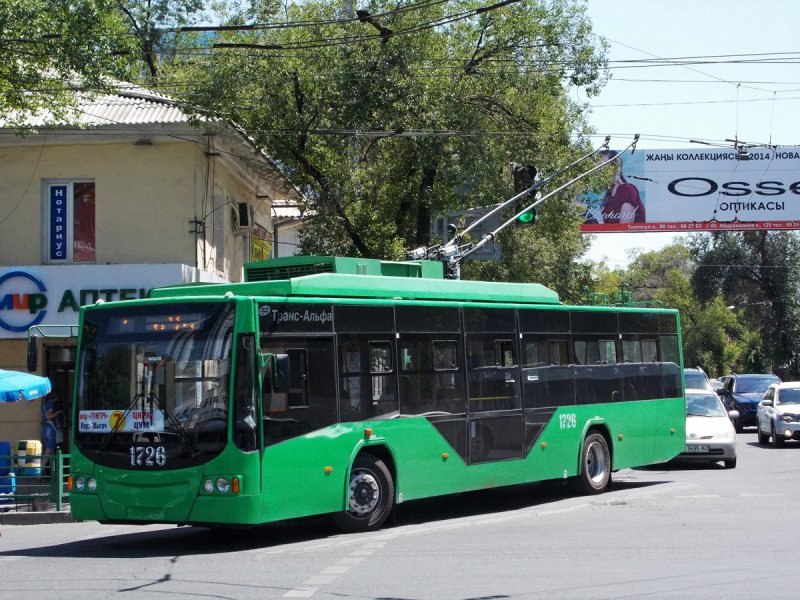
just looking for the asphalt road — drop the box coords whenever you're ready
[1,432,799,600]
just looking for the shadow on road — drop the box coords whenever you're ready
[0,476,673,559]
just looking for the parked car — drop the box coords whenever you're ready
[708,378,723,391]
[756,382,800,447]
[717,373,782,432]
[678,389,738,469]
[684,367,713,391]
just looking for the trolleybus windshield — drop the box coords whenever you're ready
[75,302,235,469]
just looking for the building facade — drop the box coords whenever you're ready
[0,84,300,447]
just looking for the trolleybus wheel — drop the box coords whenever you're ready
[332,453,394,533]
[569,432,611,495]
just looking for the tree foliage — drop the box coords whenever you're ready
[612,233,800,377]
[654,273,740,377]
[619,247,736,376]
[171,0,608,283]
[689,231,800,373]
[0,0,135,125]
[114,0,206,81]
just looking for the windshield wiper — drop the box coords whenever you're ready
[148,392,200,455]
[99,393,145,453]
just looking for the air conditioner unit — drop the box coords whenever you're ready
[236,202,255,232]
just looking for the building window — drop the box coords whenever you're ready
[44,181,95,263]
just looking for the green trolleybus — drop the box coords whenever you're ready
[69,255,685,532]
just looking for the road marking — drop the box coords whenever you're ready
[303,575,336,585]
[676,494,720,499]
[284,587,317,598]
[321,565,351,575]
[272,476,694,597]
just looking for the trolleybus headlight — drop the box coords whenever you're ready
[75,476,85,491]
[203,479,214,494]
[87,478,97,492]
[216,477,230,493]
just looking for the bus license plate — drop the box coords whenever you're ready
[685,444,709,453]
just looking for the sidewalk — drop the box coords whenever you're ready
[1,509,72,525]
[1,497,73,525]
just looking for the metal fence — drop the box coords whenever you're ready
[0,448,70,512]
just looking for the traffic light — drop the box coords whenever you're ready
[517,207,536,224]
[512,164,537,226]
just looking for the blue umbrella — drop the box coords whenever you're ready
[0,369,52,402]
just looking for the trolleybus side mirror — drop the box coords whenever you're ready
[273,354,291,393]
[27,334,38,372]
[262,353,291,394]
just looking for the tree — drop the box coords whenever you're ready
[653,269,740,377]
[113,0,206,82]
[689,231,800,375]
[171,0,608,278]
[597,242,741,376]
[623,244,693,302]
[0,0,135,125]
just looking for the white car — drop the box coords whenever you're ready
[679,389,738,469]
[756,382,800,447]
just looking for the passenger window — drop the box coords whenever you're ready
[521,334,574,409]
[622,339,642,363]
[467,336,520,412]
[261,338,337,446]
[369,342,392,374]
[642,339,657,362]
[574,338,617,365]
[399,336,464,416]
[433,341,458,371]
[340,338,398,421]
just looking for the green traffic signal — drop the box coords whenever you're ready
[517,208,536,224]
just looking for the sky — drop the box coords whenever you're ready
[580,0,800,267]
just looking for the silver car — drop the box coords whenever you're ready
[756,382,800,447]
[679,389,738,469]
[684,368,713,392]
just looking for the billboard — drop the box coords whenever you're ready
[579,146,800,233]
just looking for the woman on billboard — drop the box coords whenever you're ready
[600,151,646,224]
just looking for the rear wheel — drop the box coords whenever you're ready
[332,453,394,533]
[569,432,611,495]
[723,458,737,469]
[771,424,785,448]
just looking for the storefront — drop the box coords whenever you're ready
[0,264,227,445]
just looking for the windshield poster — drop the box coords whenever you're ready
[79,409,165,433]
[578,146,800,233]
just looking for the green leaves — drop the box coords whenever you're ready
[0,0,135,125]
[602,232,800,377]
[171,0,607,265]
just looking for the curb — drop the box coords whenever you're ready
[1,511,73,525]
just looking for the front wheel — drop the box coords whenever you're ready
[723,458,737,469]
[771,425,785,448]
[756,423,769,444]
[332,453,394,533]
[569,432,611,495]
